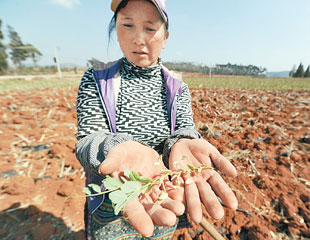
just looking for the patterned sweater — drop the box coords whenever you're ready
[75,58,201,174]
[75,58,201,239]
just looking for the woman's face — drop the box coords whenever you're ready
[116,0,169,67]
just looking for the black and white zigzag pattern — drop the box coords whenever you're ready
[76,68,110,140]
[76,58,195,153]
[175,85,195,131]
[116,58,171,152]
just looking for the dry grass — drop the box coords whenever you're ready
[184,76,310,90]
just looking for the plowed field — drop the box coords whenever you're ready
[0,86,309,239]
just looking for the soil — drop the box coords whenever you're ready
[0,86,309,239]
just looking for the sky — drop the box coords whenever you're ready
[0,0,310,72]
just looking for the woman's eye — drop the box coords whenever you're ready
[123,24,133,28]
[146,28,155,32]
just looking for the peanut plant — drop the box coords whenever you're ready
[83,163,214,215]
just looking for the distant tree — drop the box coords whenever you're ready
[304,65,310,78]
[0,19,8,74]
[7,25,28,67]
[289,64,296,77]
[24,43,42,66]
[213,63,266,76]
[164,61,266,76]
[7,25,42,67]
[294,63,304,77]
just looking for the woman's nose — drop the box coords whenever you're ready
[133,31,145,45]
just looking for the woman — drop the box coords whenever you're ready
[75,0,238,239]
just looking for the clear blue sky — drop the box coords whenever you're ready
[1,0,310,72]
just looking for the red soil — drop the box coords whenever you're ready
[0,87,309,239]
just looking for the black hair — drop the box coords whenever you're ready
[108,0,168,44]
[108,0,129,42]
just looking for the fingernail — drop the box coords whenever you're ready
[143,231,153,238]
[213,209,224,220]
[231,201,238,210]
[192,214,202,224]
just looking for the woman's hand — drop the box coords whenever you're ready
[98,141,185,237]
[169,138,238,224]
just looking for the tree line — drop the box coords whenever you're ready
[163,61,267,77]
[0,19,42,74]
[289,63,310,78]
[1,18,309,78]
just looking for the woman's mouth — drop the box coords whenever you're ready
[133,51,147,55]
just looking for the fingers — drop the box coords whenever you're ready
[140,194,178,226]
[191,140,238,177]
[143,202,177,226]
[148,184,161,202]
[124,199,154,237]
[166,184,184,204]
[98,157,117,175]
[164,179,184,203]
[196,179,224,219]
[98,147,125,175]
[167,187,184,202]
[168,148,186,170]
[111,172,120,179]
[169,175,185,204]
[161,198,185,216]
[170,138,237,177]
[184,176,202,224]
[209,150,237,177]
[208,171,238,210]
[148,180,185,216]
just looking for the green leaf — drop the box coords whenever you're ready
[102,176,123,190]
[120,176,128,183]
[201,164,213,170]
[114,199,127,215]
[187,163,195,171]
[88,184,102,193]
[130,170,152,183]
[136,176,152,183]
[126,189,141,203]
[124,168,131,178]
[141,183,153,194]
[133,171,141,180]
[128,172,135,181]
[109,190,127,205]
[128,171,138,181]
[83,187,91,195]
[121,181,141,193]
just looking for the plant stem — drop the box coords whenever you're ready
[200,217,225,240]
[67,187,120,199]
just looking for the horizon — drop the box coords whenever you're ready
[1,0,310,72]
